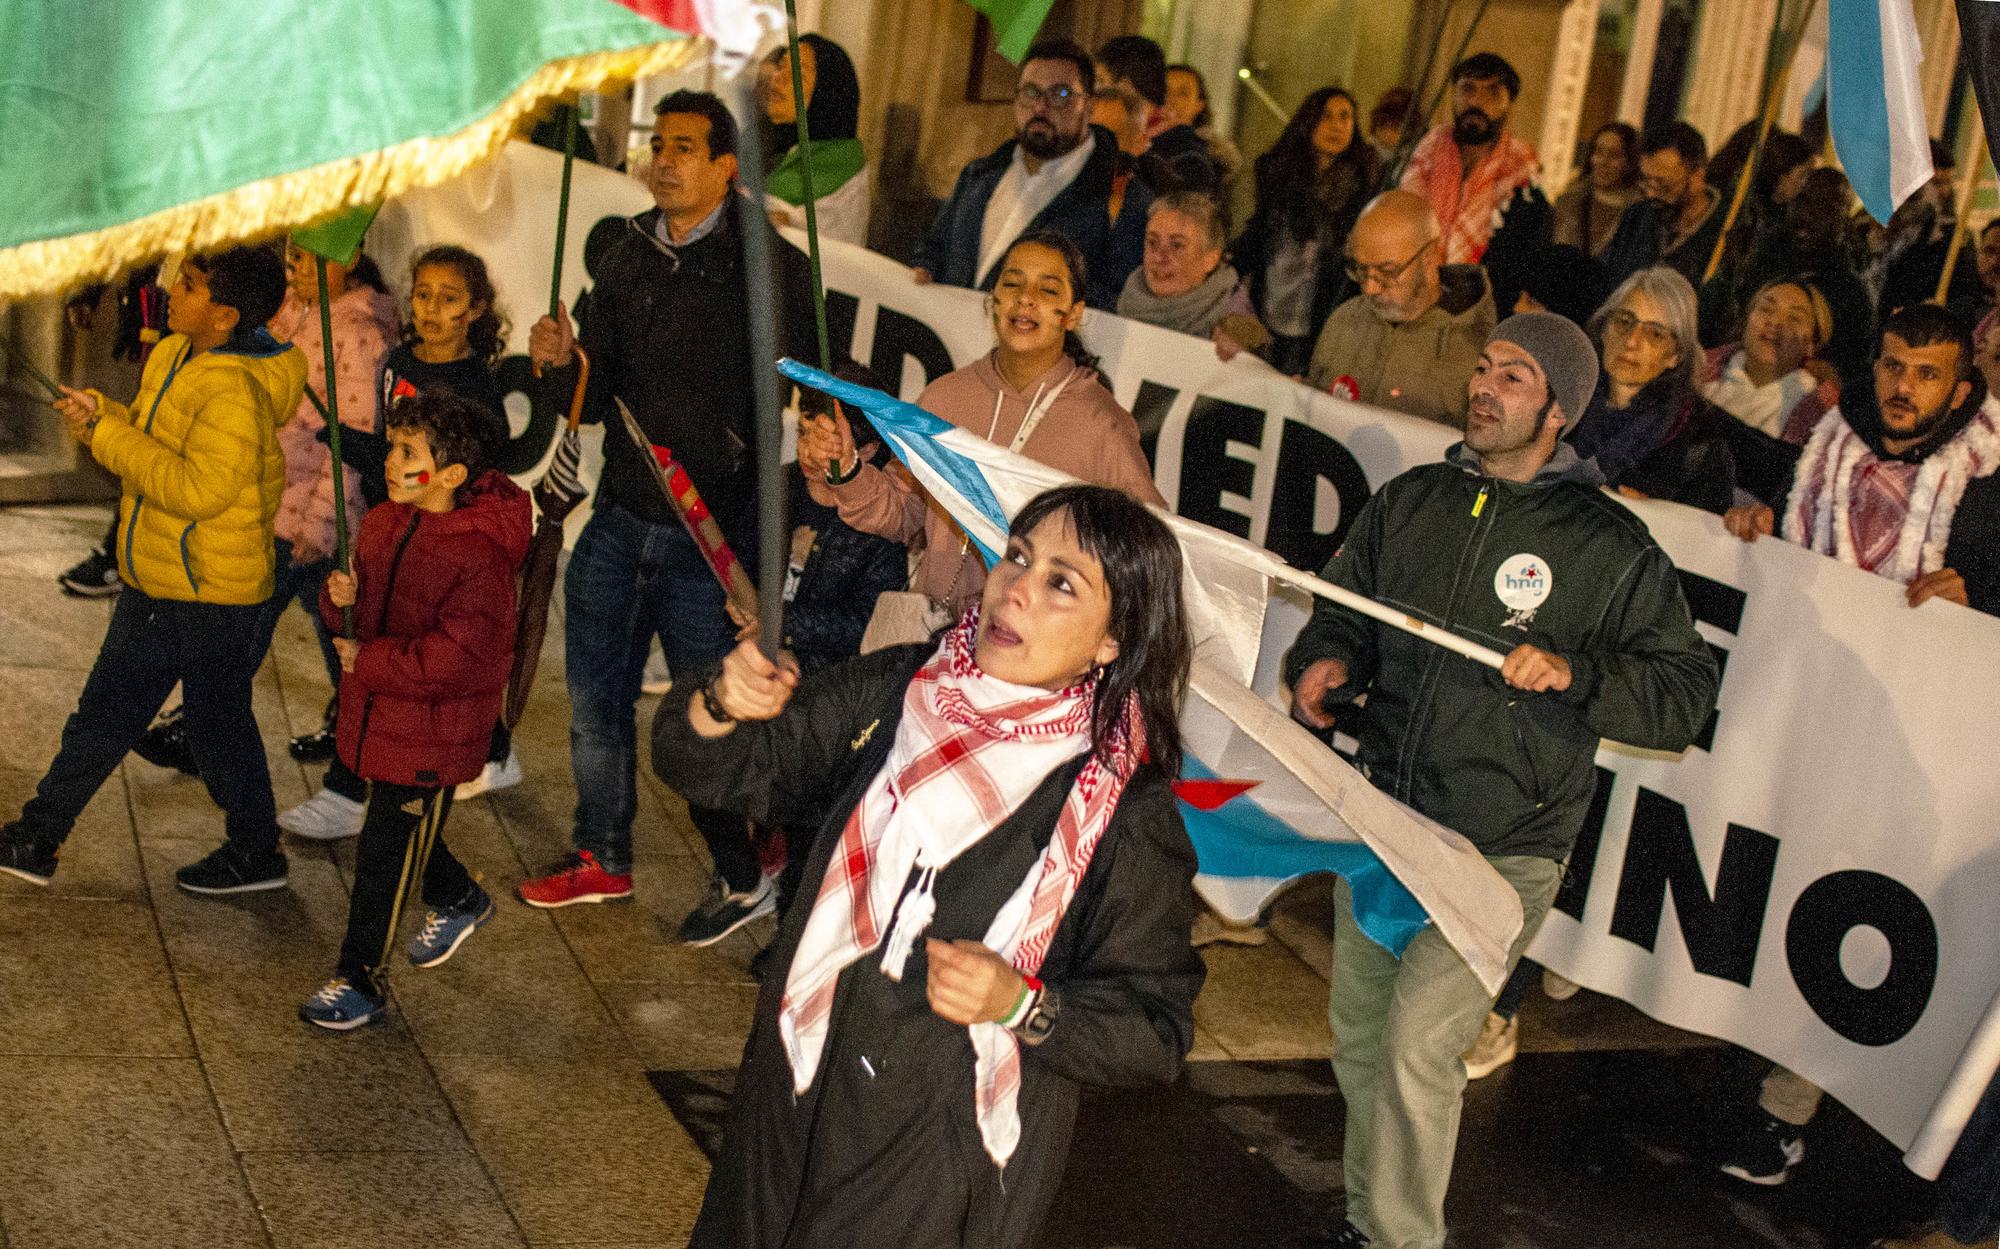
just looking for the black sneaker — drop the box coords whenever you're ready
[58,549,121,598]
[132,706,199,776]
[0,824,58,886]
[175,842,288,895]
[1718,1112,1806,1185]
[677,872,776,947]
[288,698,338,762]
[1292,1220,1369,1248]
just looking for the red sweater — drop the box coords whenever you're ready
[321,470,531,787]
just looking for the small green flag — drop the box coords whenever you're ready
[291,204,382,267]
[967,0,1058,64]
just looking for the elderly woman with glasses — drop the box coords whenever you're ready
[1566,266,1741,513]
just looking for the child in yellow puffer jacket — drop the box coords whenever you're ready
[0,246,308,898]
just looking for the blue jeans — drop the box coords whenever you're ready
[564,501,755,885]
[1938,1070,2000,1241]
[253,537,339,688]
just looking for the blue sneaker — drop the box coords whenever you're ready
[298,977,385,1031]
[407,888,494,968]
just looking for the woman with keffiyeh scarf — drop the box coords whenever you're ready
[652,484,1204,1249]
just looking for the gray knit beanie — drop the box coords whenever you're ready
[1487,311,1599,427]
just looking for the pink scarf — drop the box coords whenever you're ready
[779,608,1145,1167]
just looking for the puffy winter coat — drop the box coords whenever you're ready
[271,284,398,560]
[87,329,307,605]
[321,470,532,787]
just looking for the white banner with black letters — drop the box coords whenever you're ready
[372,142,2000,1173]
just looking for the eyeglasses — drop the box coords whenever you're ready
[1344,238,1434,285]
[1604,308,1676,350]
[1015,83,1083,110]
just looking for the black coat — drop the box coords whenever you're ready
[543,198,816,555]
[914,125,1149,310]
[651,645,1205,1249]
[780,471,909,675]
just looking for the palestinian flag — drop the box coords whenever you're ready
[1959,2,2000,172]
[0,0,775,299]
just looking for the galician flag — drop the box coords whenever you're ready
[1826,0,1935,223]
[776,359,1526,993]
[0,0,778,300]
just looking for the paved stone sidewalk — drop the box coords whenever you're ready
[0,503,1716,1249]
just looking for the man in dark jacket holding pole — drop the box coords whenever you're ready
[1283,312,1719,1249]
[520,89,815,944]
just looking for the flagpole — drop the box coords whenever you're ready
[315,257,354,638]
[1935,127,1988,305]
[782,3,832,372]
[549,105,578,320]
[735,77,788,659]
[1705,0,1820,284]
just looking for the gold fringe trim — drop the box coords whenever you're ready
[0,38,706,302]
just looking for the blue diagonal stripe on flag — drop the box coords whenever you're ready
[1827,0,1934,223]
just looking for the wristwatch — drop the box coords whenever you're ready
[1010,985,1060,1046]
[699,677,734,724]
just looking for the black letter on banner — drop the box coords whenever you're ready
[1786,871,1937,1046]
[1176,397,1264,539]
[870,308,954,393]
[1266,421,1373,572]
[1130,380,1180,463]
[1552,766,1616,921]
[1608,788,1778,985]
[1674,570,1747,752]
[822,290,860,370]
[492,354,548,475]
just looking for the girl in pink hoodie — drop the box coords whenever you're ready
[268,240,399,752]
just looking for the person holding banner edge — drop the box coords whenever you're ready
[517,88,816,946]
[1283,312,1719,1249]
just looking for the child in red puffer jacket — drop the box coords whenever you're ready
[299,389,531,1031]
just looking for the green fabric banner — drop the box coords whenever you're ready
[965,0,1059,64]
[0,0,682,254]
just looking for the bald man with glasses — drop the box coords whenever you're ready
[1305,190,1497,427]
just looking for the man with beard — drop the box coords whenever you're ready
[518,90,817,943]
[1598,122,1725,290]
[1285,313,1718,1249]
[1305,190,1496,427]
[914,39,1148,309]
[1399,53,1540,264]
[1726,303,2000,611]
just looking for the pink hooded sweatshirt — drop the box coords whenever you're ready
[270,284,399,562]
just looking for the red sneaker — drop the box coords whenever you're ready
[515,851,634,908]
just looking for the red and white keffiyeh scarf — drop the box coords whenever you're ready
[1402,123,1540,264]
[778,608,1145,1168]
[1783,399,2000,582]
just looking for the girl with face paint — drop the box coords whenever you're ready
[277,244,519,845]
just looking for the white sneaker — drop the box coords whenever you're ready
[1542,968,1581,1001]
[640,649,672,696]
[455,752,523,800]
[278,788,365,841]
[1463,1011,1519,1079]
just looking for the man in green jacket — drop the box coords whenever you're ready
[1284,312,1719,1249]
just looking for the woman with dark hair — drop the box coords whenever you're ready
[762,33,869,245]
[1164,62,1243,187]
[811,231,1162,631]
[1552,122,1639,257]
[656,483,1203,1249]
[1231,86,1380,375]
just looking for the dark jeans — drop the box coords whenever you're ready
[564,501,755,886]
[253,537,339,689]
[21,586,278,854]
[1937,1070,2000,1241]
[1492,957,1541,1022]
[336,780,476,993]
